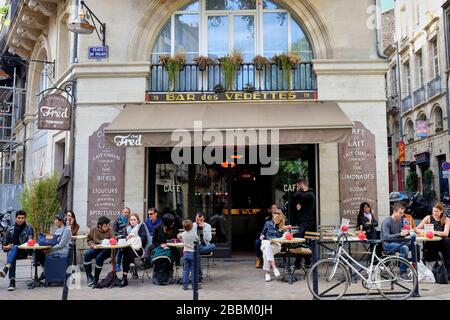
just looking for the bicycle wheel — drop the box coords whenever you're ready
[374,256,418,300]
[307,259,349,300]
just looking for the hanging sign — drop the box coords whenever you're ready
[38,94,71,130]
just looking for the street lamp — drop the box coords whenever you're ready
[68,1,106,46]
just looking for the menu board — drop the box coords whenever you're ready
[338,121,378,224]
[87,123,125,227]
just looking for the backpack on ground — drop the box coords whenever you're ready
[94,271,115,289]
[152,256,173,285]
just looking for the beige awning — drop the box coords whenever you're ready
[105,102,352,147]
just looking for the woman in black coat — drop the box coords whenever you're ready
[120,214,148,287]
[356,202,378,239]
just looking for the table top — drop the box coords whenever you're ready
[406,235,442,242]
[71,235,88,240]
[271,237,306,244]
[18,244,52,250]
[321,236,364,242]
[95,243,130,249]
[166,242,184,248]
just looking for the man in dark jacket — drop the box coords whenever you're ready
[293,179,316,269]
[0,210,34,291]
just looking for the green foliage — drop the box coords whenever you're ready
[405,172,418,192]
[159,53,186,91]
[219,52,243,91]
[271,53,301,90]
[21,174,61,235]
[423,169,435,201]
[0,5,10,26]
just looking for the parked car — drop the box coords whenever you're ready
[389,191,432,220]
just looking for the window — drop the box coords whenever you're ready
[390,64,397,96]
[434,106,443,132]
[416,50,424,87]
[432,39,439,78]
[151,0,313,63]
[415,0,420,26]
[406,119,414,141]
[404,62,411,95]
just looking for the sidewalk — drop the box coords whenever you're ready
[0,253,449,300]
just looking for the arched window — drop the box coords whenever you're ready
[433,106,443,133]
[405,119,414,141]
[151,0,314,63]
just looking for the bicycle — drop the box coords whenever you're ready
[306,232,418,300]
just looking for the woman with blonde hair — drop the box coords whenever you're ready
[259,210,285,281]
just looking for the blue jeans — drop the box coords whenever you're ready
[83,248,111,268]
[6,245,18,279]
[182,252,194,287]
[383,242,409,271]
[116,249,123,267]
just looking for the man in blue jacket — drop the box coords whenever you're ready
[0,210,34,291]
[145,207,162,238]
[35,213,72,281]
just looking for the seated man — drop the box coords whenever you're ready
[0,210,34,291]
[145,207,162,238]
[35,213,72,281]
[83,216,114,287]
[193,213,216,255]
[381,203,411,274]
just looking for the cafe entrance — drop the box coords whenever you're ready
[147,144,317,257]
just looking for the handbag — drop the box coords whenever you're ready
[432,252,448,284]
[417,261,435,283]
[37,233,60,246]
[126,235,142,253]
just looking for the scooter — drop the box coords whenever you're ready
[404,192,432,220]
[0,207,14,243]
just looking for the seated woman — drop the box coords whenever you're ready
[415,203,450,274]
[356,202,378,239]
[260,210,286,282]
[119,214,148,287]
[66,210,80,236]
[152,213,181,267]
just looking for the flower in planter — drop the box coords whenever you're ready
[219,52,243,91]
[194,55,215,71]
[252,55,271,71]
[159,53,186,91]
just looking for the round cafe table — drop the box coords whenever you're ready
[18,243,52,289]
[95,243,130,284]
[270,237,306,284]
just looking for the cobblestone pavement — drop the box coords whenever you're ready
[0,253,449,300]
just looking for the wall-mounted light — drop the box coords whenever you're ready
[68,1,106,46]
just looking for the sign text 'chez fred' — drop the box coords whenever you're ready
[146,91,317,102]
[87,123,125,228]
[38,94,71,130]
[338,121,378,224]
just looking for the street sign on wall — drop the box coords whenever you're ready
[88,46,109,59]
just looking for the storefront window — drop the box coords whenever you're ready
[151,0,313,62]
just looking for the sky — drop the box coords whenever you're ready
[382,0,395,12]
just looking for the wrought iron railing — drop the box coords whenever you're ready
[427,75,441,98]
[413,86,426,106]
[401,95,412,113]
[149,62,317,93]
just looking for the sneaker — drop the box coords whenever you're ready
[273,268,281,278]
[7,279,15,291]
[265,274,271,282]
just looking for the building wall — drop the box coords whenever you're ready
[386,0,449,200]
[3,0,389,229]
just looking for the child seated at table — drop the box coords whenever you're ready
[181,219,201,290]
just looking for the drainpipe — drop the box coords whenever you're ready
[443,5,450,198]
[375,0,389,59]
[71,0,79,64]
